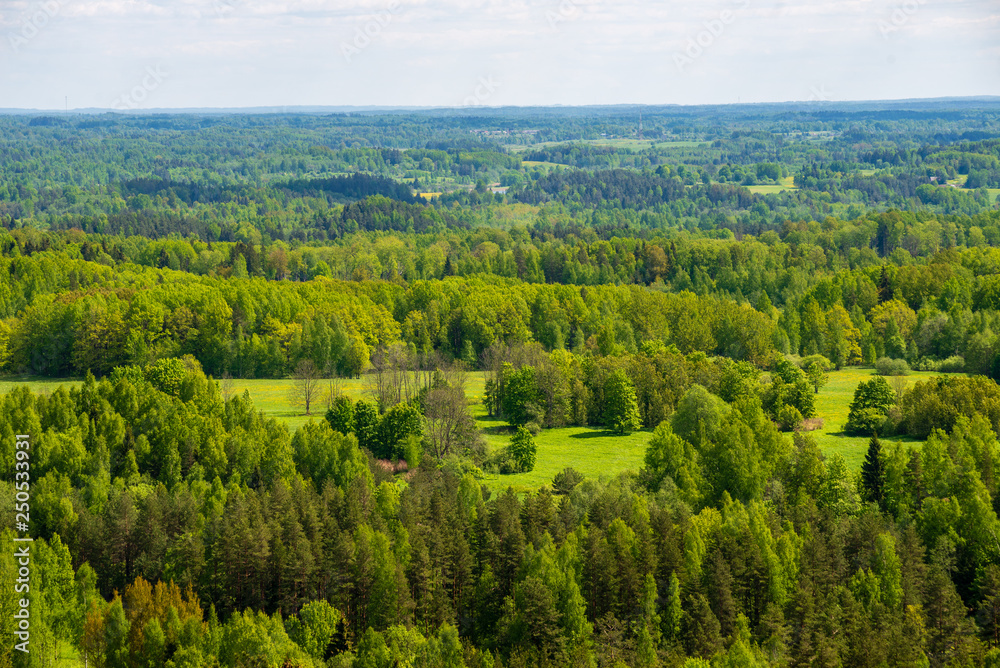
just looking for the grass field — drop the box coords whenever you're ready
[521,160,568,169]
[511,139,710,152]
[808,367,949,469]
[0,367,951,485]
[746,176,797,195]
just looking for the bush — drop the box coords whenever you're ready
[552,467,584,494]
[798,354,834,371]
[875,357,910,376]
[939,355,966,373]
[777,404,803,431]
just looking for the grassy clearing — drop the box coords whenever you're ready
[809,367,950,470]
[474,409,651,495]
[0,376,83,395]
[0,368,952,480]
[746,176,797,195]
[511,139,709,153]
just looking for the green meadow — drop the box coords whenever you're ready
[0,366,953,488]
[808,367,946,469]
[746,176,798,195]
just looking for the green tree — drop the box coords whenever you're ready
[603,369,642,435]
[375,402,423,460]
[845,376,895,435]
[861,435,886,508]
[343,335,370,378]
[508,426,537,473]
[353,399,380,453]
[671,385,729,444]
[325,395,355,435]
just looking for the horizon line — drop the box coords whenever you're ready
[3,95,1000,115]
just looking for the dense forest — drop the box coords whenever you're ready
[4,102,1000,667]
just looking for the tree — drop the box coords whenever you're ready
[552,467,584,494]
[290,359,322,415]
[671,385,729,444]
[502,364,542,428]
[508,426,537,473]
[375,402,423,460]
[343,335,369,378]
[644,422,703,505]
[603,369,642,435]
[424,384,476,458]
[353,399,380,453]
[805,362,828,394]
[861,435,886,508]
[325,395,355,435]
[845,376,895,435]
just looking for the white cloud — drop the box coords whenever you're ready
[0,0,997,107]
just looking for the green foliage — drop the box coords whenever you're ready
[325,395,355,435]
[900,375,1000,438]
[861,435,886,507]
[875,357,910,376]
[6,110,1000,668]
[374,402,423,460]
[552,467,584,494]
[507,426,538,473]
[501,365,542,428]
[845,376,896,435]
[285,600,343,661]
[644,422,704,505]
[776,404,804,431]
[671,385,729,444]
[603,369,642,435]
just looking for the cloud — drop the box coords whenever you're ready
[0,0,997,108]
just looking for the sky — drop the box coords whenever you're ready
[0,0,998,110]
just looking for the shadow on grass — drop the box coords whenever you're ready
[569,430,619,439]
[482,424,515,436]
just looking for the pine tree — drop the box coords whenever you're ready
[861,435,886,508]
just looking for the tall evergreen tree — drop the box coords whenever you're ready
[861,435,886,509]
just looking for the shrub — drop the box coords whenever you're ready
[875,357,910,376]
[939,355,966,373]
[777,404,803,432]
[798,354,834,371]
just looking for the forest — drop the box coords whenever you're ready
[3,100,1000,667]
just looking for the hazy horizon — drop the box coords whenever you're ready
[1,0,998,110]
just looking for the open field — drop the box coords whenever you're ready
[746,176,797,195]
[511,139,710,152]
[808,367,946,469]
[475,411,651,495]
[521,160,568,169]
[0,367,954,483]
